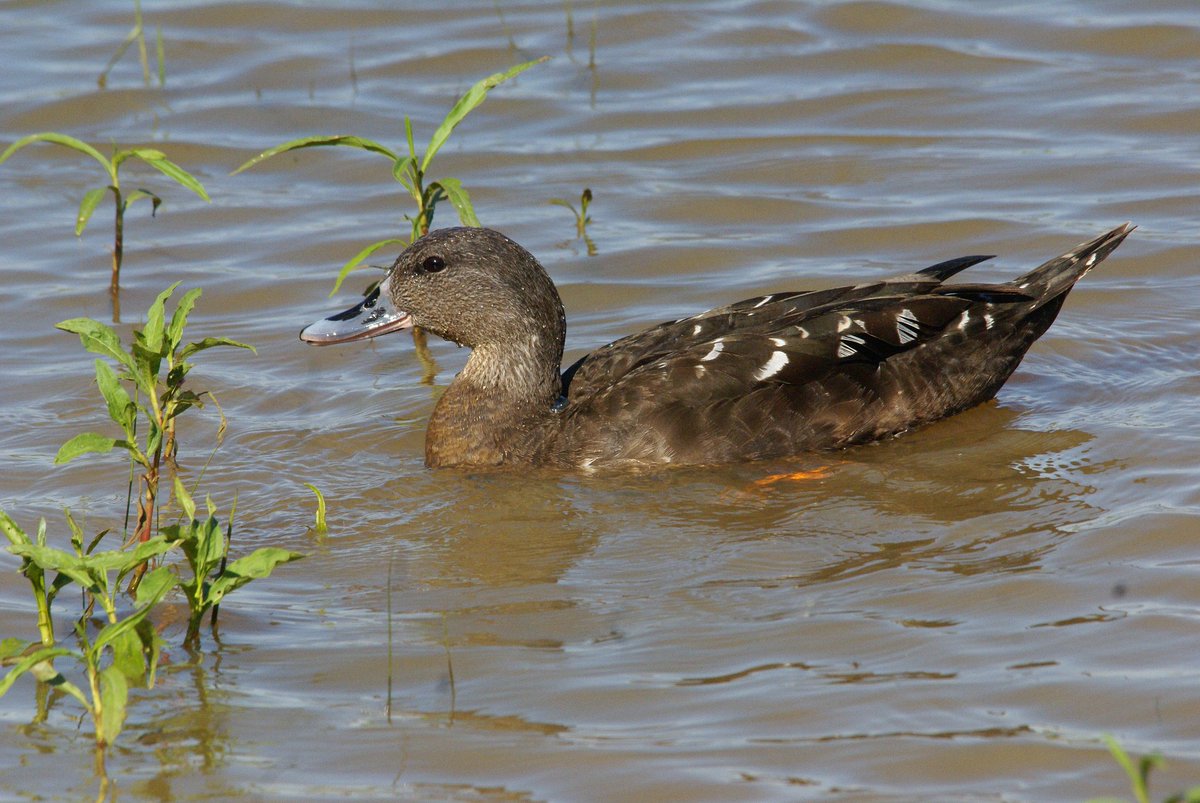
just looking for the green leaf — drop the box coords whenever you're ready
[177,336,256,363]
[430,178,481,227]
[304,483,328,532]
[209,548,304,605]
[94,360,135,437]
[391,155,417,193]
[173,476,196,522]
[54,432,118,465]
[75,186,110,236]
[231,135,399,175]
[124,188,163,215]
[136,152,210,202]
[110,627,147,684]
[135,565,178,609]
[93,572,175,655]
[330,238,407,296]
[97,665,129,746]
[421,57,548,173]
[0,510,30,547]
[56,317,134,375]
[0,646,78,699]
[130,339,162,398]
[167,287,202,352]
[143,281,181,357]
[7,542,97,589]
[0,637,30,661]
[0,132,115,182]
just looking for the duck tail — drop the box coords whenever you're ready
[1010,223,1135,303]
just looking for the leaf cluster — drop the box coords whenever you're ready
[54,282,253,470]
[167,479,303,648]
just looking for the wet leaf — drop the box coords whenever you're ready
[231,134,398,175]
[93,572,176,655]
[94,360,135,437]
[0,132,115,182]
[124,188,162,214]
[97,665,129,745]
[304,483,328,533]
[56,318,134,375]
[54,432,118,465]
[0,510,30,547]
[143,281,181,356]
[75,186,109,236]
[209,548,305,604]
[134,565,177,609]
[422,56,547,173]
[110,627,146,684]
[173,477,196,521]
[138,153,210,202]
[430,178,480,228]
[0,637,30,661]
[330,237,407,296]
[166,287,202,352]
[177,336,255,363]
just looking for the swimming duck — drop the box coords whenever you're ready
[300,223,1133,469]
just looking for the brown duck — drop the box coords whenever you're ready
[300,223,1134,469]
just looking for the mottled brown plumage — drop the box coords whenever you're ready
[300,224,1134,469]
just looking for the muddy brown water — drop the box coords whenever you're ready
[2,2,1199,800]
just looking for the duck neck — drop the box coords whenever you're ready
[425,334,563,467]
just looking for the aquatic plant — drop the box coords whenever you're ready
[0,284,301,773]
[233,57,547,294]
[98,0,165,89]
[0,511,178,758]
[304,482,328,535]
[55,282,253,586]
[0,134,208,315]
[168,480,303,649]
[1088,735,1200,803]
[550,187,596,255]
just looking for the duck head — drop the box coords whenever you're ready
[301,227,566,351]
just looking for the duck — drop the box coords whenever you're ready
[300,223,1134,469]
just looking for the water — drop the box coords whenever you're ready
[2,1,1199,800]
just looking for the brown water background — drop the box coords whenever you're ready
[2,1,1199,800]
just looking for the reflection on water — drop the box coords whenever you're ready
[2,1,1200,800]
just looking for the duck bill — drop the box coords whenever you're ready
[299,277,413,345]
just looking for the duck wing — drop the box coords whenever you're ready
[561,253,995,399]
[553,225,1133,467]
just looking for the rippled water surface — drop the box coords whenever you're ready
[2,1,1199,800]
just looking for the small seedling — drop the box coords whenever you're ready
[168,479,303,649]
[55,283,254,588]
[233,57,547,294]
[550,187,596,255]
[0,134,208,315]
[1087,735,1200,803]
[304,483,328,534]
[98,0,166,89]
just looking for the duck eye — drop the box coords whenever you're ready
[422,255,446,273]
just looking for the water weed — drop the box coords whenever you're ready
[97,0,165,89]
[168,479,303,649]
[1088,735,1200,803]
[0,512,177,756]
[55,282,253,585]
[304,483,329,535]
[0,135,208,317]
[233,57,547,295]
[550,187,596,255]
